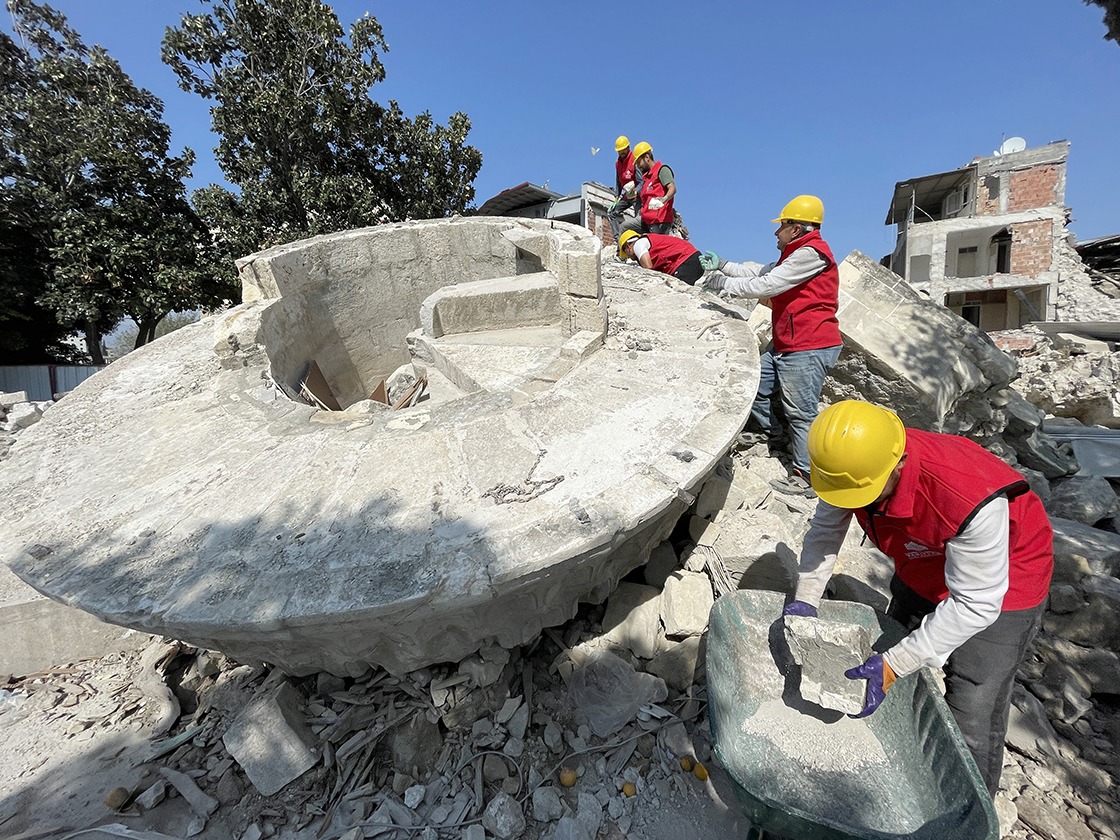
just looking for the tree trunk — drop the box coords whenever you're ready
[83,319,105,365]
[134,314,164,348]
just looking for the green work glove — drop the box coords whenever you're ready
[699,250,722,271]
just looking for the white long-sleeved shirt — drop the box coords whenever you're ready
[794,496,1011,676]
[716,246,827,299]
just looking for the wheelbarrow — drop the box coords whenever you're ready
[706,590,999,840]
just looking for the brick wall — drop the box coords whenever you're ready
[1010,219,1054,276]
[586,207,615,248]
[976,174,1001,216]
[1008,164,1061,212]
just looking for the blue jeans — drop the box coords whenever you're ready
[749,343,841,475]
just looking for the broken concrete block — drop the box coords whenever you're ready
[556,247,602,299]
[661,571,714,638]
[222,682,319,796]
[1045,475,1118,525]
[783,615,870,715]
[646,635,702,691]
[482,791,525,840]
[560,329,603,362]
[0,390,28,409]
[7,402,43,430]
[601,582,661,659]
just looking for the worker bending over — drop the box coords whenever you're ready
[785,400,1053,795]
[618,230,703,285]
[700,195,841,496]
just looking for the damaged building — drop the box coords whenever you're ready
[884,139,1072,329]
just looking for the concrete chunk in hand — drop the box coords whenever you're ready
[223,682,319,795]
[783,615,871,715]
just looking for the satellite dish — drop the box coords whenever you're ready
[999,136,1027,155]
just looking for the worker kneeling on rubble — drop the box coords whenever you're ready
[618,229,704,285]
[784,400,1054,795]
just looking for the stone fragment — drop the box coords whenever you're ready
[643,541,678,589]
[646,636,701,691]
[601,582,661,659]
[6,402,43,430]
[551,814,592,840]
[389,712,445,773]
[993,792,1017,838]
[1006,687,1060,760]
[1015,787,1096,840]
[404,784,426,809]
[544,721,563,753]
[507,702,529,741]
[695,470,747,522]
[158,766,219,818]
[1046,475,1118,524]
[783,615,869,715]
[222,682,318,796]
[104,786,131,811]
[532,785,564,822]
[1043,574,1120,649]
[1051,516,1120,579]
[481,791,525,840]
[0,390,28,408]
[661,571,714,638]
[461,826,485,840]
[136,779,169,810]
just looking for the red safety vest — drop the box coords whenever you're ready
[854,428,1053,611]
[642,233,698,275]
[640,161,674,226]
[769,229,841,353]
[616,152,637,195]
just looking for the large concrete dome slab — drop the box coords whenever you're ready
[0,218,759,675]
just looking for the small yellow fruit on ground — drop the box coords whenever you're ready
[693,762,709,781]
[679,756,694,772]
[104,786,131,811]
[559,767,578,787]
[622,781,637,797]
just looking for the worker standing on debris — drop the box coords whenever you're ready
[784,399,1054,796]
[617,229,703,285]
[699,195,841,496]
[607,136,642,239]
[621,141,676,236]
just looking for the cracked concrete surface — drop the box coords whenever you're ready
[0,217,759,676]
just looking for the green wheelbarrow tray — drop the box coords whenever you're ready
[707,590,999,840]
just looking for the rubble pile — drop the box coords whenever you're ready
[1054,237,1120,322]
[0,390,49,462]
[3,442,1119,839]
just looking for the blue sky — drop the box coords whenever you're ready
[7,1,1119,262]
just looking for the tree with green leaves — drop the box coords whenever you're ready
[1085,1,1120,43]
[1,0,236,363]
[162,0,482,256]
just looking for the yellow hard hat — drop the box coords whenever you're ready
[808,400,906,509]
[618,229,640,259]
[771,194,824,225]
[615,135,629,153]
[632,141,652,161]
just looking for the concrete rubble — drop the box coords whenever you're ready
[2,234,1120,839]
[0,217,760,677]
[782,615,870,715]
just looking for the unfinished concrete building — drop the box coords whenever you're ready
[884,140,1070,330]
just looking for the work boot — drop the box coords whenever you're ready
[768,471,816,498]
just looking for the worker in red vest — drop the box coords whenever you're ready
[700,195,841,496]
[784,400,1053,796]
[621,141,676,236]
[618,229,703,285]
[607,136,642,239]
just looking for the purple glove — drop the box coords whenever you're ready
[845,654,897,718]
[781,600,818,618]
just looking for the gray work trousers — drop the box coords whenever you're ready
[887,577,1046,796]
